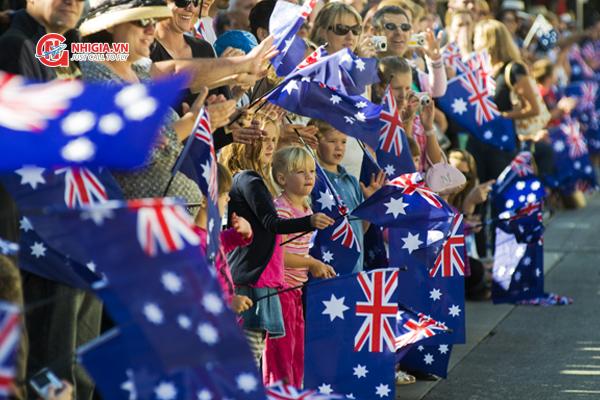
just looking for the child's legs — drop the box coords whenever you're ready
[243,329,267,368]
[263,289,304,388]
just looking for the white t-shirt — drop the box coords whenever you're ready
[195,16,218,45]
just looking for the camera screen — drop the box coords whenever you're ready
[32,373,51,387]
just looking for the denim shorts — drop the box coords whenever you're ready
[235,286,285,339]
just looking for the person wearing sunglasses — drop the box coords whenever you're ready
[309,2,376,58]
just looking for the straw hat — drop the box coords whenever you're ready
[79,0,173,36]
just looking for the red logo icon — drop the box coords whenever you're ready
[36,33,69,67]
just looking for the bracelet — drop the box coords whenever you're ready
[402,114,415,123]
[424,129,436,137]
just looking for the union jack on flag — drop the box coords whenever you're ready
[459,70,500,125]
[563,120,588,159]
[467,49,495,90]
[395,312,449,350]
[0,302,21,397]
[388,173,443,208]
[578,82,598,112]
[55,167,108,208]
[331,218,361,251]
[193,108,218,203]
[355,269,398,352]
[442,42,469,74]
[430,213,465,277]
[379,85,404,157]
[267,382,343,400]
[130,198,200,257]
[510,152,535,177]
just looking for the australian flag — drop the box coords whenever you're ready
[269,0,316,76]
[1,165,121,287]
[441,42,468,75]
[175,107,220,267]
[490,152,547,213]
[395,303,450,350]
[532,14,559,50]
[266,78,382,150]
[569,44,596,82]
[0,71,186,170]
[397,343,453,379]
[304,269,398,400]
[389,228,466,345]
[0,301,21,398]
[438,70,515,152]
[27,198,252,371]
[563,81,600,154]
[310,161,361,276]
[376,86,416,178]
[266,381,358,399]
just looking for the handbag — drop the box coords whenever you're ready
[505,60,552,138]
[424,150,466,196]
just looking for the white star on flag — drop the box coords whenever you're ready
[19,216,33,232]
[354,112,366,122]
[514,271,522,281]
[330,94,342,105]
[61,110,96,136]
[161,271,183,294]
[86,261,96,272]
[197,389,212,400]
[154,381,178,400]
[451,98,468,115]
[516,181,526,190]
[355,101,367,108]
[374,384,390,398]
[197,322,219,345]
[98,113,123,135]
[523,256,531,266]
[483,130,493,140]
[417,345,424,351]
[344,116,355,124]
[322,294,349,321]
[531,181,541,190]
[353,364,368,378]
[355,58,366,71]
[236,373,258,393]
[430,288,442,301]
[384,164,395,177]
[283,38,294,54]
[554,140,565,152]
[322,250,334,263]
[318,384,333,395]
[202,293,224,315]
[15,165,45,189]
[120,369,137,400]
[30,242,46,258]
[536,268,541,277]
[316,191,336,211]
[283,80,299,95]
[424,353,434,365]
[143,302,164,325]
[438,344,449,354]
[384,197,408,218]
[402,232,422,254]
[177,314,192,330]
[448,304,461,317]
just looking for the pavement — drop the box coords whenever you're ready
[396,194,600,400]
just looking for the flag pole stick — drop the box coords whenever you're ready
[279,212,349,247]
[523,15,542,48]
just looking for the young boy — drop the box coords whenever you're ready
[309,119,385,273]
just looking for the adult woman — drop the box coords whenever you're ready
[444,8,474,61]
[79,0,208,209]
[470,19,540,183]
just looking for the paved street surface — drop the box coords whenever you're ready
[397,194,600,399]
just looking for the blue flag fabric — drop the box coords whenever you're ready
[309,161,361,276]
[398,343,453,379]
[492,227,544,304]
[269,0,316,76]
[290,48,379,97]
[438,70,515,152]
[0,238,19,255]
[490,152,547,213]
[389,229,466,345]
[266,78,382,150]
[0,72,186,170]
[498,201,545,244]
[545,119,599,192]
[395,303,451,350]
[304,269,397,400]
[533,15,559,50]
[568,45,596,83]
[28,198,251,371]
[0,301,21,398]
[376,86,416,179]
[176,107,220,267]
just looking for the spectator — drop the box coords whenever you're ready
[227,0,256,31]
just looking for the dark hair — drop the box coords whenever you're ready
[249,0,276,39]
[215,10,230,38]
[407,136,421,157]
[217,162,232,195]
[372,5,409,28]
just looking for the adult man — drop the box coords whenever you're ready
[369,5,412,59]
[448,0,479,23]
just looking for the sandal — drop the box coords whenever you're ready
[395,370,416,385]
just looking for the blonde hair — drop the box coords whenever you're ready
[308,118,337,140]
[309,2,362,48]
[475,19,521,64]
[220,112,280,197]
[271,146,316,208]
[444,8,473,29]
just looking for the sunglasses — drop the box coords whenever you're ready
[174,0,199,8]
[327,24,362,36]
[133,18,158,28]
[381,22,412,32]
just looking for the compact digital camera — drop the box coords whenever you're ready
[30,368,64,398]
[409,33,426,47]
[372,36,387,52]
[414,92,431,106]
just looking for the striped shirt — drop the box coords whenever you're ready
[274,194,313,287]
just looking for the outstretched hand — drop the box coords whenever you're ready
[359,169,386,199]
[231,212,252,240]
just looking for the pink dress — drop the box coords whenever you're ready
[263,194,313,388]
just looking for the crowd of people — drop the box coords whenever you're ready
[0,0,599,398]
